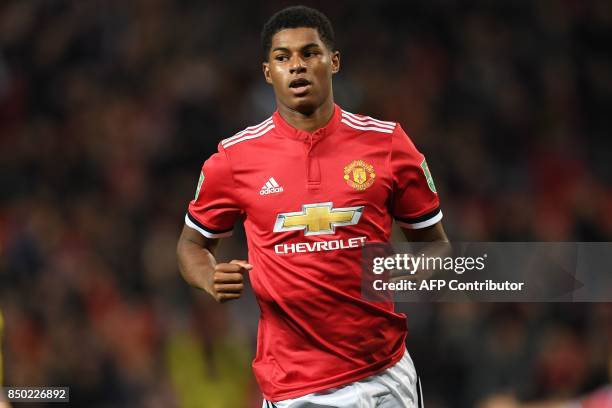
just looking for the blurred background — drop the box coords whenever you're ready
[0,0,611,407]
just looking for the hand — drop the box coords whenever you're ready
[208,260,253,303]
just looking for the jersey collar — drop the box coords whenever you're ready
[272,104,342,141]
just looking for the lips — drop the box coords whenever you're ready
[289,78,312,95]
[289,78,311,88]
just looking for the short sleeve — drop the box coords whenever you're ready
[185,146,242,238]
[390,125,442,229]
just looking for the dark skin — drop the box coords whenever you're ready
[263,27,340,131]
[177,226,252,303]
[177,27,448,302]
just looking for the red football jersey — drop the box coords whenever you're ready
[185,104,442,401]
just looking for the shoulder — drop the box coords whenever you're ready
[220,116,276,150]
[202,116,276,176]
[339,108,397,134]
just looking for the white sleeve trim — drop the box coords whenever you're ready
[184,214,233,238]
[395,210,443,230]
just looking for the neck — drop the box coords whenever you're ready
[277,97,335,133]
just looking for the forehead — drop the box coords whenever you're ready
[270,27,324,49]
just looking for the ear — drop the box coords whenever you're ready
[262,62,273,84]
[331,51,340,75]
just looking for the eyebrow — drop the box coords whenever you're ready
[271,43,321,53]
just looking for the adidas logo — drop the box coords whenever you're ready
[260,177,284,195]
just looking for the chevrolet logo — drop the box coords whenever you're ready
[274,202,364,236]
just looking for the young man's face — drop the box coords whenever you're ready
[263,27,340,115]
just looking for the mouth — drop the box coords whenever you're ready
[289,78,312,96]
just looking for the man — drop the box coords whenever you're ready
[177,6,448,407]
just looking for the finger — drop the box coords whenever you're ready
[215,262,252,273]
[213,272,244,283]
[230,259,253,270]
[218,292,241,302]
[215,263,243,273]
[214,283,244,293]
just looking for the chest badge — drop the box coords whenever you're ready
[344,160,376,190]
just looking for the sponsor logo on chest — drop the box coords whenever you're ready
[273,202,367,254]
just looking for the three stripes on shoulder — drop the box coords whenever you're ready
[221,110,396,149]
[221,117,276,148]
[340,110,396,133]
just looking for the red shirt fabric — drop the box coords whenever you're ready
[185,104,442,401]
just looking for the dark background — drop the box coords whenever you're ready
[0,1,611,407]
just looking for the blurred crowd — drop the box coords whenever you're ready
[0,1,611,407]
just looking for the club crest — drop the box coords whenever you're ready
[343,160,376,190]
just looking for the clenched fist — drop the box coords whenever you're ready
[207,260,253,303]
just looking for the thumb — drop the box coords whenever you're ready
[230,259,253,271]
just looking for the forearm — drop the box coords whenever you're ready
[177,238,217,294]
[401,221,448,243]
[177,226,251,303]
[390,222,451,280]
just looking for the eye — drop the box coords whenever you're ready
[304,50,319,58]
[275,55,289,62]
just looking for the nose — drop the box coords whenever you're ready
[289,54,306,74]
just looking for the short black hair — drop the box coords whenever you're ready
[261,6,335,60]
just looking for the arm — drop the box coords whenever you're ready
[390,124,446,245]
[390,221,450,281]
[177,225,251,303]
[400,221,448,243]
[178,145,248,302]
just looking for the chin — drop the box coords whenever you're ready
[289,97,319,115]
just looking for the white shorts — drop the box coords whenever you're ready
[262,350,423,408]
